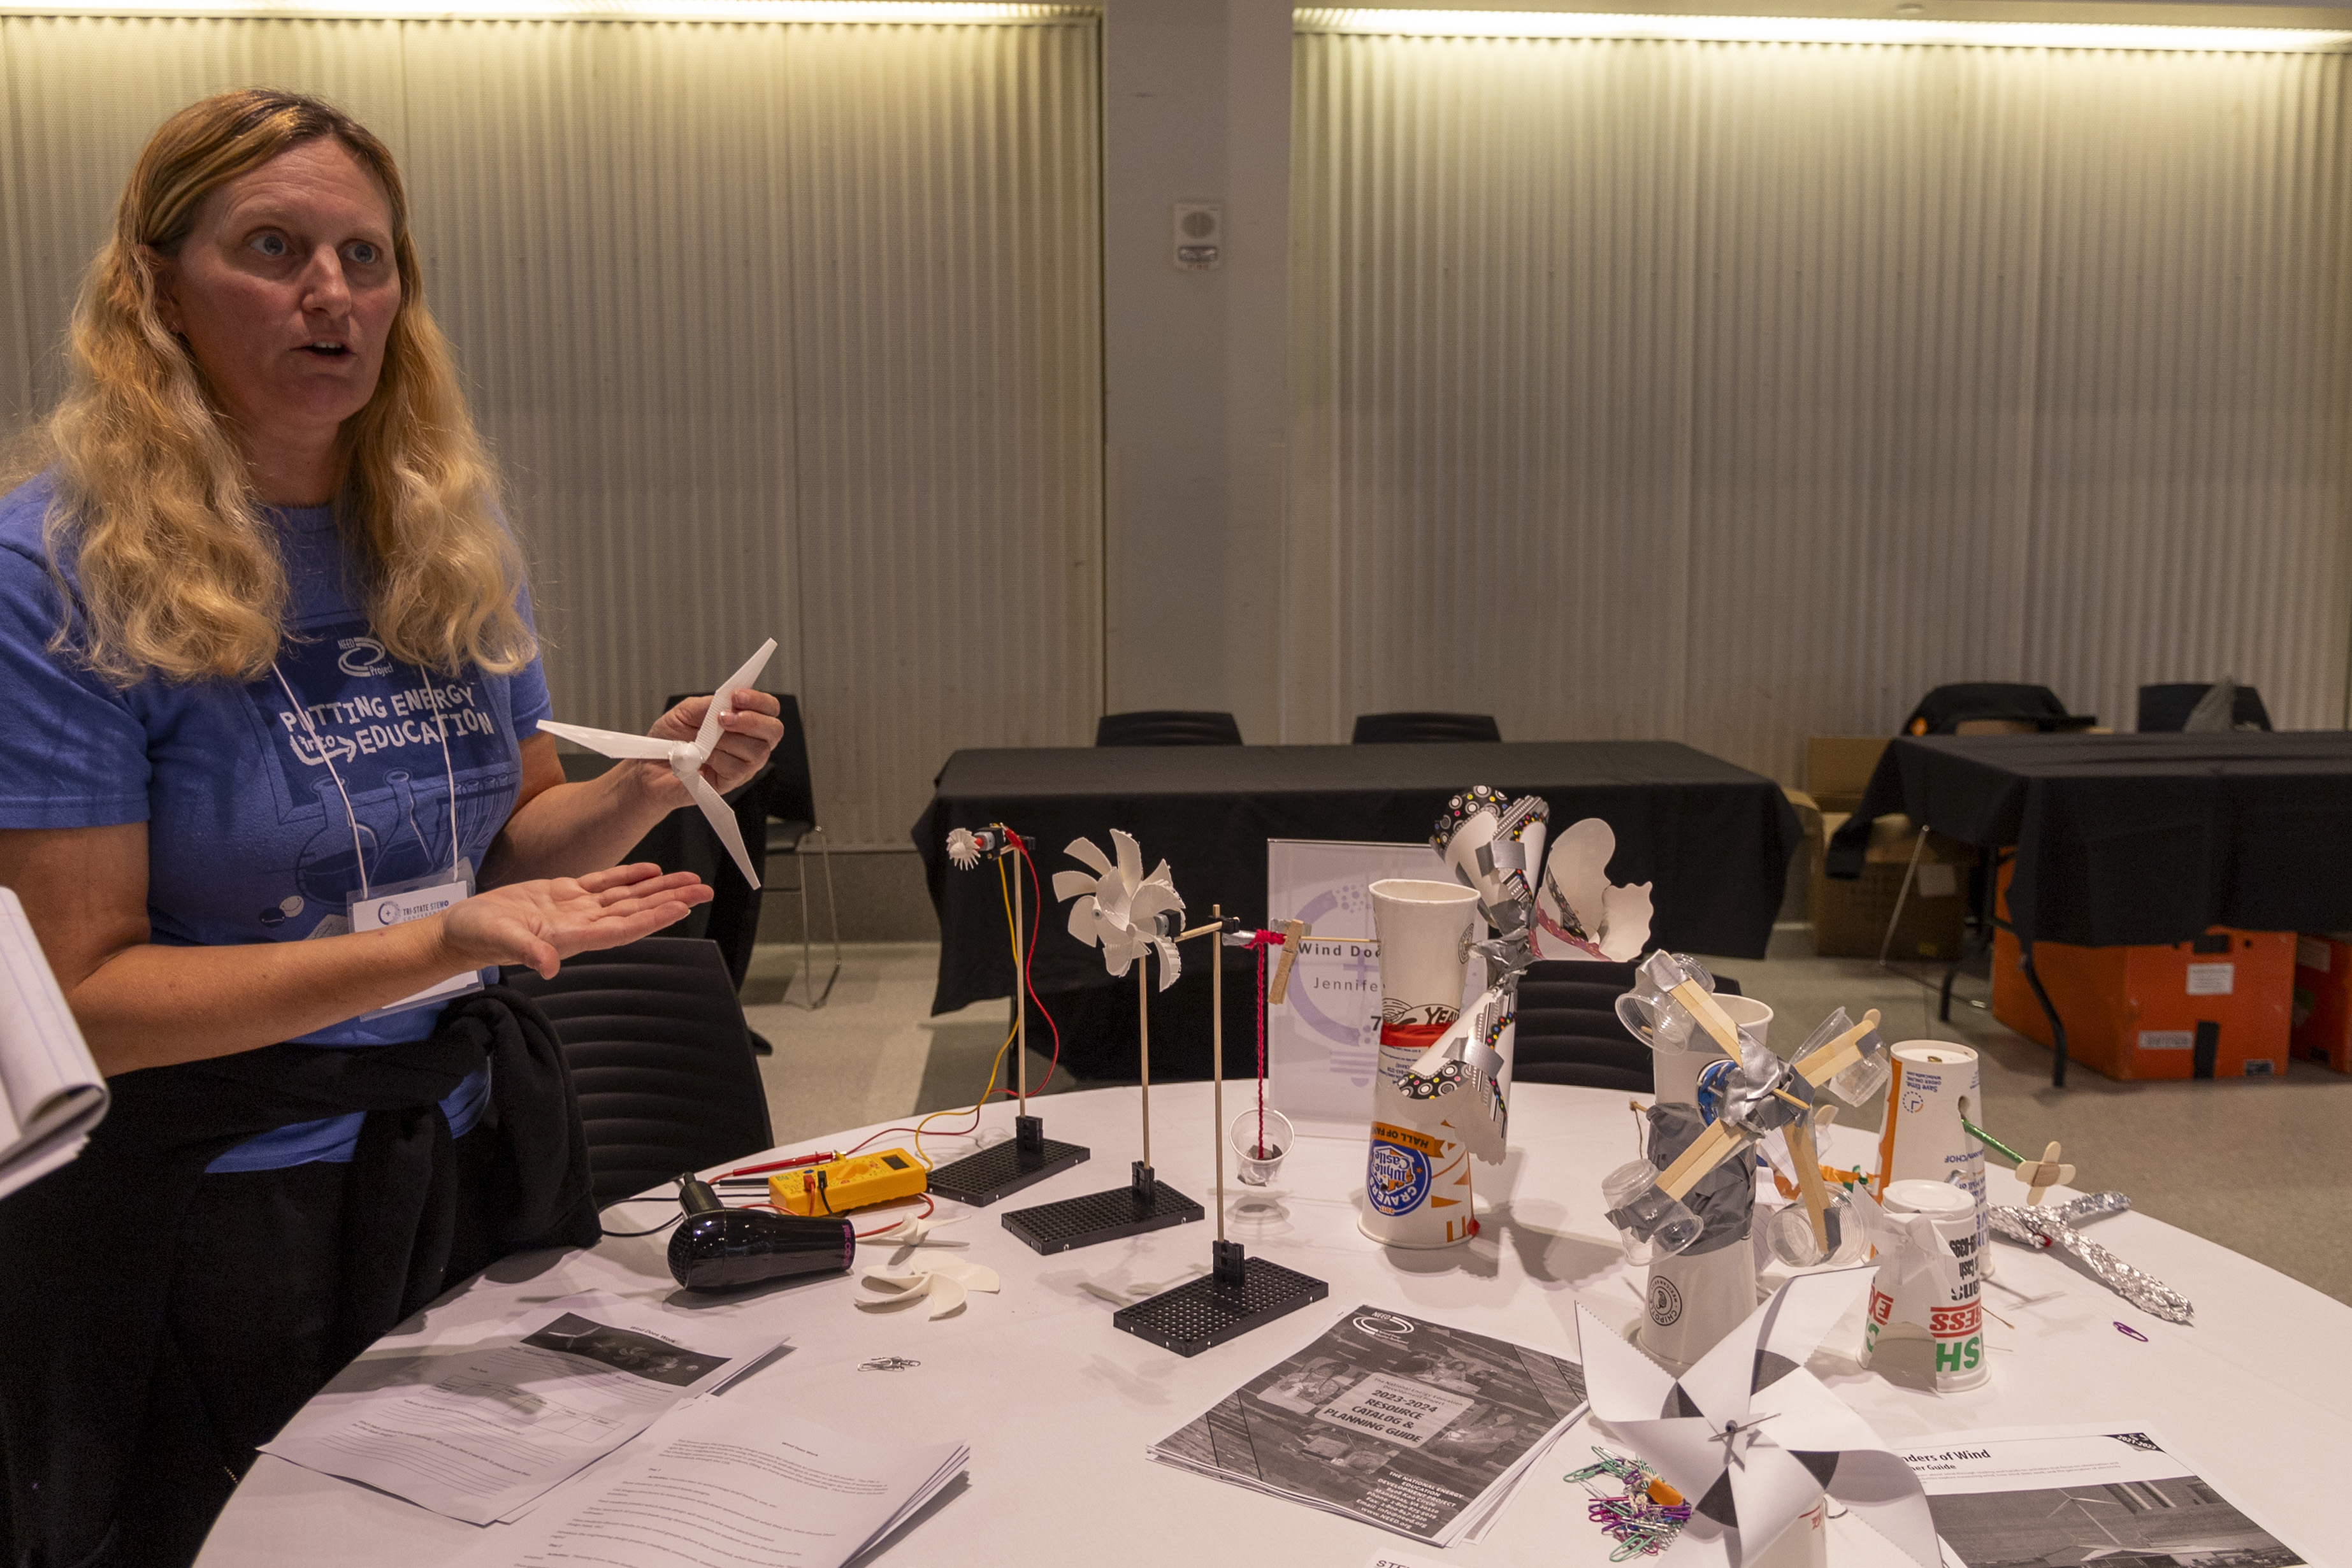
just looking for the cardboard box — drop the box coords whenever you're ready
[1780,788,1823,921]
[1806,737,1889,815]
[1811,810,1977,962]
[2290,933,2352,1072]
[1989,864,2291,1080]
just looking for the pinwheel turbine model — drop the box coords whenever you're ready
[1055,830,1186,987]
[1574,1270,1943,1568]
[538,639,776,888]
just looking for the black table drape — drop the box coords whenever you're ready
[913,741,1802,1023]
[1824,732,2352,948]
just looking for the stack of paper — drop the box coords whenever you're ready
[1150,1304,1588,1548]
[447,1404,969,1568]
[263,1293,792,1525]
[0,886,108,1203]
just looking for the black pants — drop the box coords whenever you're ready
[117,1127,500,1568]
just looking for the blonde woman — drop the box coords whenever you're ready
[0,90,781,1566]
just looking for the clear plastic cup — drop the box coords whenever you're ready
[1602,1160,1701,1261]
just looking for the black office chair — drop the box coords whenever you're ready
[1351,712,1503,745]
[663,689,841,1011]
[1509,960,1743,1093]
[1094,710,1243,747]
[505,938,774,1206]
[1898,683,2095,736]
[2137,682,2272,733]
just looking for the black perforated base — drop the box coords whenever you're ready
[1002,1179,1202,1255]
[1113,1256,1330,1356]
[925,1138,1090,1206]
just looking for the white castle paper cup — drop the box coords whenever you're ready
[1362,879,1482,1249]
[1873,1041,1994,1279]
[1862,1178,1988,1391]
[1654,993,1771,1105]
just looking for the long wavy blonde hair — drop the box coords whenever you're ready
[27,87,533,686]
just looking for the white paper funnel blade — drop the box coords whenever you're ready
[1637,1236,1757,1373]
[1360,1106,1475,1248]
[1368,879,1477,1023]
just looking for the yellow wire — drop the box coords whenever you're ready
[907,851,1028,1170]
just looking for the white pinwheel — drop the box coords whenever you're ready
[1053,831,1185,988]
[538,639,776,888]
[1574,1269,1942,1568]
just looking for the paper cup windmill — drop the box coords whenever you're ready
[1574,1269,1944,1568]
[1534,817,1654,963]
[1054,830,1186,986]
[1606,1005,1891,1269]
[538,639,776,888]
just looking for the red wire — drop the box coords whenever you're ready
[839,830,1062,1160]
[1011,833,1064,1095]
[854,1193,935,1238]
[1255,940,1268,1156]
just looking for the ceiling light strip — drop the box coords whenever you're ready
[0,0,1084,20]
[1294,8,2352,52]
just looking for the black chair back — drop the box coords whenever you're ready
[1899,683,2092,736]
[1509,960,1743,1093]
[1095,710,1244,747]
[506,938,774,1205]
[1352,712,1503,745]
[2136,682,2272,733]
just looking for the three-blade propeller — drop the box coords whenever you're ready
[538,638,777,889]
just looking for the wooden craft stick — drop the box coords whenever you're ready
[1267,919,1308,1005]
[1794,1007,1884,1087]
[1669,979,1743,1054]
[1657,1118,1749,1201]
[1783,1116,1833,1255]
[2016,1140,2075,1207]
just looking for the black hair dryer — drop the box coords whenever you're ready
[667,1173,856,1291]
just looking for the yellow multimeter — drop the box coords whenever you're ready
[768,1149,928,1216]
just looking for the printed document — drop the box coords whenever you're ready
[262,1293,788,1525]
[445,1403,967,1568]
[1150,1303,1587,1546]
[1898,1425,2311,1567]
[0,886,107,1201]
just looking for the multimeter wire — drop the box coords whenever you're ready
[838,845,1065,1168]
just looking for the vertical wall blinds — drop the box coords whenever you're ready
[1288,26,2352,777]
[0,12,1103,847]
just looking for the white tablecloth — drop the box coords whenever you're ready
[199,1082,2350,1567]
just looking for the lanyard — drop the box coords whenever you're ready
[270,659,463,898]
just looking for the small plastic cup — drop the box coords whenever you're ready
[1602,1160,1701,1260]
[1229,1108,1294,1186]
[1764,1193,1868,1269]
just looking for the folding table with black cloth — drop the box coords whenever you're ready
[1824,731,2352,1086]
[912,742,1802,1081]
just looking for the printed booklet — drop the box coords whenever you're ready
[1148,1304,1588,1546]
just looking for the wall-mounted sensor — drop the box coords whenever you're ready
[1173,201,1222,271]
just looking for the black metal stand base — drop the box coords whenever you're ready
[1002,1161,1201,1255]
[925,1116,1089,1206]
[1113,1246,1329,1357]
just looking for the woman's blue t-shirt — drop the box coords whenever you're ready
[0,473,551,1170]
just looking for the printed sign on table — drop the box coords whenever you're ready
[1266,840,1475,1138]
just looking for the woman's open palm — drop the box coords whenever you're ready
[443,863,712,978]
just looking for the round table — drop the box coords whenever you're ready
[200,1083,2351,1566]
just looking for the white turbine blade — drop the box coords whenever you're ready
[925,1271,968,1319]
[1606,1417,1734,1513]
[1722,1444,1830,1563]
[1151,937,1182,989]
[1066,900,1102,950]
[679,763,761,888]
[1824,1451,1945,1568]
[692,638,779,760]
[1573,1304,1676,1423]
[538,721,674,760]
[1111,829,1144,893]
[1052,870,1099,904]
[1065,836,1113,875]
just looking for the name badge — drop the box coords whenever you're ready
[350,863,488,1021]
